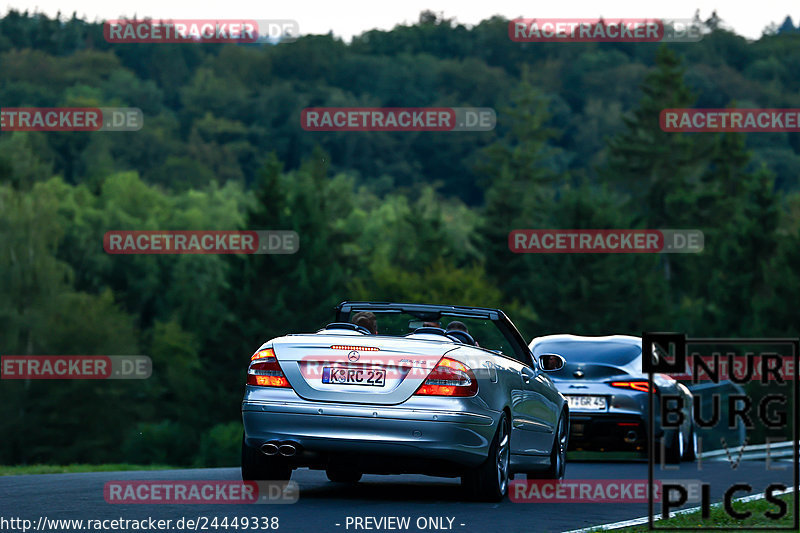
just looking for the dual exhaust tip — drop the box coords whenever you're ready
[261,441,300,457]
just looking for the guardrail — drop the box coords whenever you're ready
[699,440,797,461]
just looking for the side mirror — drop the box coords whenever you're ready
[538,353,565,372]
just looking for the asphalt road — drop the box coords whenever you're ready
[0,460,795,533]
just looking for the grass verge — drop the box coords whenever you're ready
[0,464,176,476]
[596,493,795,532]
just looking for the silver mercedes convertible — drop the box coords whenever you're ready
[241,301,569,501]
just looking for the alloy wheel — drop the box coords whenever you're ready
[496,416,510,494]
[555,417,567,477]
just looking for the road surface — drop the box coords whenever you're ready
[0,460,794,533]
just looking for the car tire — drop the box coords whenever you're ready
[241,436,291,481]
[326,467,362,484]
[682,424,697,462]
[663,428,684,464]
[462,412,510,502]
[546,413,568,479]
[528,412,568,480]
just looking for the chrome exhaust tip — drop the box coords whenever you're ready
[624,431,638,444]
[261,442,280,456]
[278,443,298,457]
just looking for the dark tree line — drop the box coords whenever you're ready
[0,11,798,465]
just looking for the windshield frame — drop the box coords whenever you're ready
[335,301,534,367]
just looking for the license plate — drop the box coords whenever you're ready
[566,395,607,411]
[321,367,386,387]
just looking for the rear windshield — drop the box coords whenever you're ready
[532,340,641,366]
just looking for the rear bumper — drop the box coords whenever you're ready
[568,411,666,451]
[558,384,663,452]
[242,391,498,469]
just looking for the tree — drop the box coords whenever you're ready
[777,16,797,34]
[697,132,779,334]
[599,46,717,324]
[602,46,710,229]
[222,149,361,380]
[477,70,563,303]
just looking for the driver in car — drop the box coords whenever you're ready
[351,311,377,334]
[446,321,479,346]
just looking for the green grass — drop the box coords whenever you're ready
[0,464,177,476]
[596,493,796,532]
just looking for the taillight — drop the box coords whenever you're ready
[609,381,655,393]
[247,348,290,388]
[414,357,478,397]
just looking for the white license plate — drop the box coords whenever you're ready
[322,367,386,387]
[566,395,607,411]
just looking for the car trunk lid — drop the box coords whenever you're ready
[271,334,455,404]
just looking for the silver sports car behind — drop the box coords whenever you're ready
[242,301,570,501]
[529,334,695,463]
